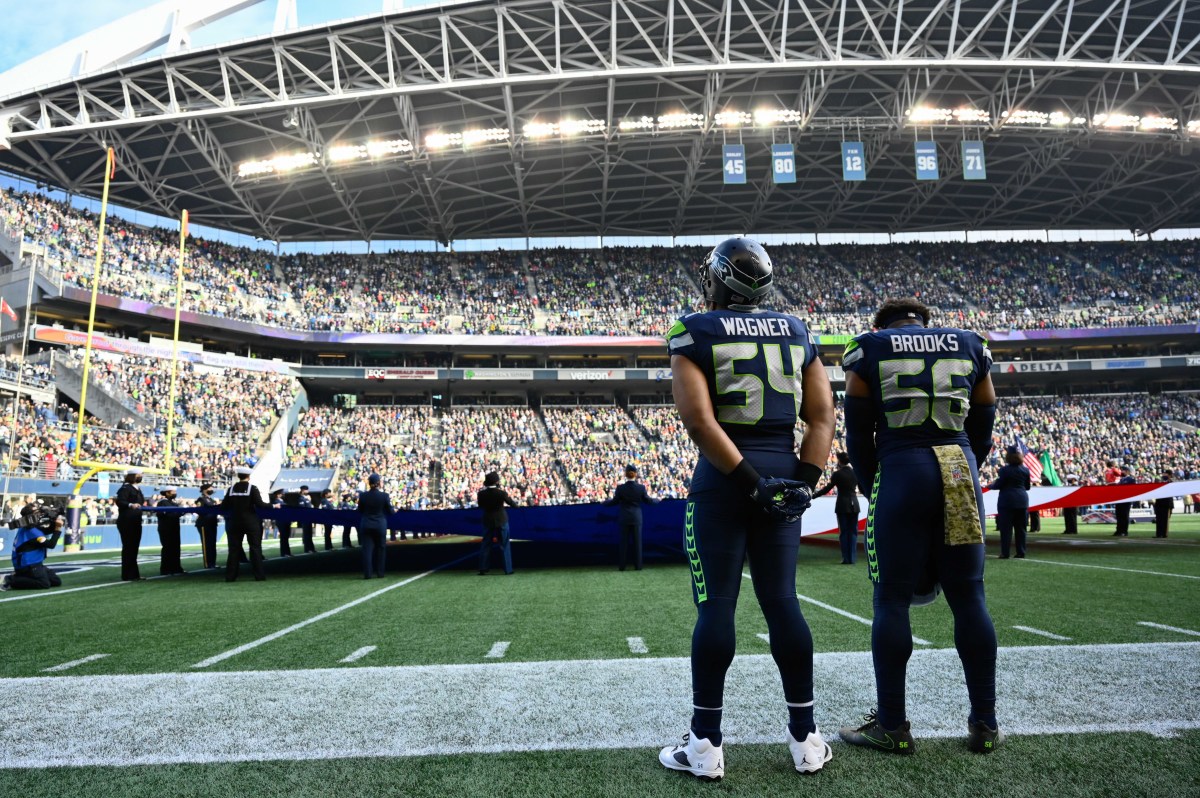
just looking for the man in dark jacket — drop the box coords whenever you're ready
[318,488,338,550]
[115,468,147,581]
[1114,466,1136,537]
[814,452,861,564]
[477,471,518,575]
[156,486,185,576]
[221,466,270,582]
[195,482,221,567]
[603,464,659,571]
[298,485,316,553]
[357,474,394,579]
[1153,470,1174,538]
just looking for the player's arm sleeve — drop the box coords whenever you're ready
[841,337,878,495]
[664,316,700,364]
[844,395,877,496]
[963,332,996,467]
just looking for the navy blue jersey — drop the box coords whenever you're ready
[842,325,992,459]
[666,309,818,452]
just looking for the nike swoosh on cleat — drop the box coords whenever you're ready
[861,732,894,749]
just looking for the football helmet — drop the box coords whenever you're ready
[700,237,774,311]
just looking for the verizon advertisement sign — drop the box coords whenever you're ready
[561,369,625,380]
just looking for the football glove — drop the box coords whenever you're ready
[752,477,814,523]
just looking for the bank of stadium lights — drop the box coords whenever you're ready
[236,151,318,178]
[656,112,706,130]
[327,138,413,163]
[524,119,606,138]
[753,108,804,126]
[907,107,990,124]
[714,111,752,127]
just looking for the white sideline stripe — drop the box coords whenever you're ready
[756,633,770,643]
[0,579,130,603]
[191,557,468,669]
[741,573,932,647]
[1016,558,1200,580]
[626,637,648,655]
[1012,625,1071,641]
[42,654,109,673]
[1138,621,1200,637]
[1,641,1196,768]
[485,641,510,659]
[340,646,377,663]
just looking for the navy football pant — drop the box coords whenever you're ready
[866,446,997,729]
[685,492,814,730]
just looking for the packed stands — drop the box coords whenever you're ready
[6,186,1200,336]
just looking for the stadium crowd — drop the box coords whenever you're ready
[6,186,1200,337]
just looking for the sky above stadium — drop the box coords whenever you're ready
[0,0,448,74]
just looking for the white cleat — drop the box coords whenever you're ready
[659,732,724,781]
[788,726,833,774]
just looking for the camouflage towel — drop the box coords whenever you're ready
[933,444,983,546]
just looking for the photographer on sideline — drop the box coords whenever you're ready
[1,506,66,591]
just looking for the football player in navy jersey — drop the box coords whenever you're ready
[838,297,1002,755]
[659,237,835,781]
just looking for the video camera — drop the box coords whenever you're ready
[8,504,66,549]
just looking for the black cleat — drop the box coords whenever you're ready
[839,710,915,755]
[967,720,1004,753]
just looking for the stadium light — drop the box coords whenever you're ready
[1139,115,1178,131]
[237,151,318,178]
[366,138,413,157]
[908,107,953,124]
[426,132,462,150]
[714,111,751,127]
[656,112,704,129]
[753,108,803,126]
[1094,112,1140,128]
[952,108,990,123]
[618,116,655,131]
[1188,120,1200,135]
[462,127,510,146]
[524,121,557,138]
[560,118,606,136]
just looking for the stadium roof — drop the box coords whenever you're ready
[2,0,1200,243]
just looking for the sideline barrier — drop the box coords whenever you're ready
[142,480,1200,549]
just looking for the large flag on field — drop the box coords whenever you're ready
[1015,435,1043,483]
[1039,451,1063,486]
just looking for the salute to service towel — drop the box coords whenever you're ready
[934,445,983,545]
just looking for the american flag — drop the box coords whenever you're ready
[1015,436,1043,482]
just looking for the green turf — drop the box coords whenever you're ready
[2,515,1198,796]
[1,731,1196,798]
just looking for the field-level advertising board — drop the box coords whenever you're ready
[71,147,185,477]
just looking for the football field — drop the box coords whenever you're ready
[2,517,1198,797]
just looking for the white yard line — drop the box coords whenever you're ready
[756,633,770,644]
[1,641,1195,768]
[0,580,130,603]
[485,641,510,659]
[1138,621,1200,637]
[1012,625,1071,641]
[626,637,648,655]
[742,573,933,647]
[340,646,377,663]
[42,654,109,673]
[191,554,472,669]
[1015,558,1200,580]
